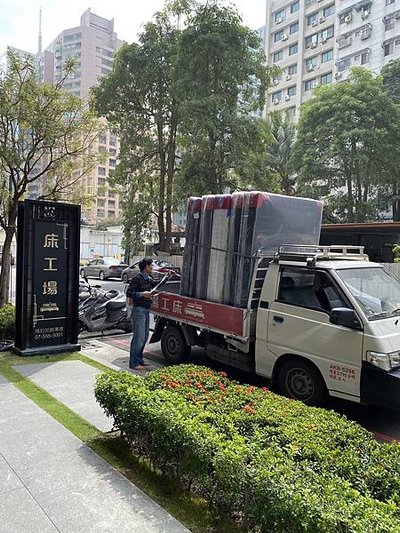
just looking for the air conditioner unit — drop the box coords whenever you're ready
[310,41,318,48]
[361,10,369,19]
[285,95,291,101]
[281,34,288,41]
[345,14,352,23]
[319,16,326,24]
[276,16,283,24]
[334,72,342,79]
[306,64,315,72]
[286,74,292,81]
[273,98,280,105]
[361,30,370,40]
[311,82,319,88]
[395,12,400,20]
[312,20,318,27]
[273,78,280,85]
[321,37,328,44]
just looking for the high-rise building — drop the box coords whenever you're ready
[335,0,400,81]
[40,9,123,224]
[264,0,400,117]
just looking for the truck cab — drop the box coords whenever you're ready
[257,245,400,408]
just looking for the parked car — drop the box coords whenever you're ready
[80,257,128,280]
[121,259,180,283]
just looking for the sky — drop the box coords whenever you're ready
[0,0,267,54]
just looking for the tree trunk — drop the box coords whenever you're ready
[0,226,16,307]
[346,175,354,222]
[165,114,178,255]
[393,182,400,221]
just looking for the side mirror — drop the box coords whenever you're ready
[330,308,361,330]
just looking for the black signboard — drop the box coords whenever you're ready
[14,200,80,355]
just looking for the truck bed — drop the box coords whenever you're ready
[151,291,249,339]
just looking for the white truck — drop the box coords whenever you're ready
[150,245,400,408]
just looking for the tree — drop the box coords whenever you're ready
[174,2,272,195]
[0,50,101,306]
[381,59,400,220]
[264,112,297,195]
[92,13,180,253]
[293,68,400,223]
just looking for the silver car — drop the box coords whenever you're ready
[80,257,128,281]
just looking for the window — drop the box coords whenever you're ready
[98,135,107,145]
[289,42,298,55]
[320,72,333,85]
[321,26,334,40]
[273,49,283,62]
[291,1,299,13]
[274,9,285,22]
[97,199,105,207]
[109,134,117,146]
[286,107,296,118]
[307,12,319,26]
[338,58,351,71]
[306,56,318,69]
[321,49,333,63]
[385,42,395,56]
[288,63,298,75]
[98,167,106,176]
[290,21,299,34]
[98,177,106,186]
[108,200,116,208]
[272,90,282,102]
[287,85,297,96]
[109,158,116,167]
[109,148,117,156]
[108,211,116,218]
[278,268,348,313]
[385,17,395,31]
[361,51,369,65]
[305,33,318,48]
[386,0,395,5]
[323,4,335,17]
[304,78,317,91]
[97,210,105,218]
[274,29,284,42]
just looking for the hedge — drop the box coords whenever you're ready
[95,365,400,532]
[0,304,15,340]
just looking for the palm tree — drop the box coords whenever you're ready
[265,111,297,195]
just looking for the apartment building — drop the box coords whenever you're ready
[264,0,400,116]
[335,0,400,81]
[265,0,336,116]
[39,9,123,224]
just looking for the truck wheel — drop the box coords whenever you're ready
[278,358,327,406]
[161,326,191,364]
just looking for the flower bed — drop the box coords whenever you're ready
[0,304,15,340]
[95,365,400,532]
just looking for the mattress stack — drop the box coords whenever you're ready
[181,192,323,307]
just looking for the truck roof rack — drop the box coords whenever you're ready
[274,245,369,266]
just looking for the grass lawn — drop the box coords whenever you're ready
[0,350,241,533]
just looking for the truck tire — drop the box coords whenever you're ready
[161,325,191,364]
[278,358,327,406]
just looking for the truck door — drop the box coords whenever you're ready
[266,267,364,402]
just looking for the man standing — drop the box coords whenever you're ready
[126,258,158,370]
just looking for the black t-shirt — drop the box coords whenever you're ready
[126,273,158,308]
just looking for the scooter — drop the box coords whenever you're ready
[78,276,132,334]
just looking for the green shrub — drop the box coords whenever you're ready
[0,304,15,340]
[95,365,400,532]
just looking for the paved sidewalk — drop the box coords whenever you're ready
[0,373,190,533]
[15,361,113,432]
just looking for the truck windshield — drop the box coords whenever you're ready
[336,267,400,320]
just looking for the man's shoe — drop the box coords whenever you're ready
[130,364,146,370]
[140,362,151,367]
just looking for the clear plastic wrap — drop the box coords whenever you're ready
[206,194,231,302]
[180,197,202,297]
[195,195,214,299]
[181,191,323,308]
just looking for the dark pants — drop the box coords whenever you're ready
[129,306,150,368]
